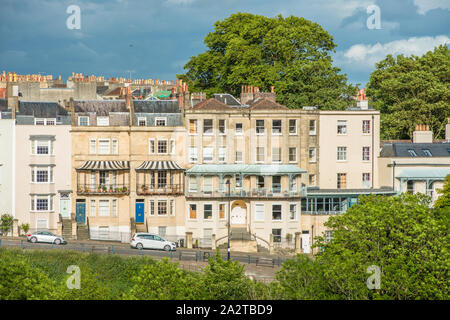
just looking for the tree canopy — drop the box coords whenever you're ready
[180,12,356,109]
[367,45,450,140]
[276,193,449,299]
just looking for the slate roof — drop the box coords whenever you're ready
[192,98,235,111]
[249,98,289,110]
[133,100,180,113]
[306,187,396,195]
[18,101,68,117]
[380,143,450,158]
[74,100,127,115]
[213,94,242,107]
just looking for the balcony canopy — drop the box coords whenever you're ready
[77,160,130,171]
[186,164,306,176]
[136,160,184,171]
[396,168,450,179]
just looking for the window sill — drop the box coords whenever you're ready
[289,133,298,136]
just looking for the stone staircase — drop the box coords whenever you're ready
[136,223,147,233]
[77,224,89,240]
[62,219,73,240]
[218,228,258,253]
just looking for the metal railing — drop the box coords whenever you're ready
[77,184,129,195]
[136,184,183,195]
[89,230,131,243]
[187,187,306,198]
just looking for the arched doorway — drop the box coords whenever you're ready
[231,200,246,226]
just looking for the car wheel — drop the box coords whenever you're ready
[54,239,61,245]
[136,243,143,250]
[164,245,171,251]
[30,237,37,243]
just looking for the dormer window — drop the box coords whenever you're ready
[97,116,109,126]
[78,116,89,126]
[156,117,167,126]
[407,149,418,157]
[422,149,432,157]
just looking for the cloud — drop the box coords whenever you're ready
[413,0,450,15]
[343,35,449,64]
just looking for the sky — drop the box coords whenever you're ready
[0,0,449,87]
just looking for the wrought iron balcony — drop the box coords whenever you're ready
[186,187,306,199]
[136,184,184,195]
[77,184,129,195]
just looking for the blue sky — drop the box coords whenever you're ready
[0,0,449,86]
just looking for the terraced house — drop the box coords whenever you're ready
[182,88,313,252]
[70,93,187,242]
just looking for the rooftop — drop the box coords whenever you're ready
[380,142,450,158]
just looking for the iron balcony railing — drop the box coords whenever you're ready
[136,184,184,195]
[77,184,130,195]
[186,187,306,198]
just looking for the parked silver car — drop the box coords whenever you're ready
[27,231,67,245]
[130,233,176,251]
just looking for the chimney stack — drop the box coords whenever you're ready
[69,97,75,126]
[356,88,369,110]
[412,124,433,143]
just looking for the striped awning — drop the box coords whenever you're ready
[77,160,130,171]
[136,161,184,171]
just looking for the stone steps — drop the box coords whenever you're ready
[77,225,89,240]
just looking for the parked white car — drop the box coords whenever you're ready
[130,233,176,251]
[27,231,67,245]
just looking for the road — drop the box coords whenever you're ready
[0,238,284,281]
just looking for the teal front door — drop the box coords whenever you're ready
[136,202,144,223]
[76,202,86,224]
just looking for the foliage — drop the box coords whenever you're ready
[0,249,58,300]
[434,174,450,211]
[0,214,13,235]
[276,193,450,300]
[367,45,450,139]
[20,223,30,235]
[180,12,356,109]
[126,258,200,300]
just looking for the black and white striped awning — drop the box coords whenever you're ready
[77,161,130,171]
[136,161,184,171]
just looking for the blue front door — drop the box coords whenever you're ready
[136,202,145,223]
[76,202,86,224]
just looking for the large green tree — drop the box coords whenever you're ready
[276,193,449,300]
[367,45,450,139]
[180,12,356,109]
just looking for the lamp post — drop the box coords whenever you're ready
[226,179,231,260]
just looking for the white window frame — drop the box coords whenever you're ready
[337,120,347,135]
[189,147,198,163]
[188,203,197,221]
[170,139,175,155]
[31,140,52,156]
[203,147,214,163]
[362,146,370,161]
[255,119,265,135]
[170,199,175,216]
[218,119,226,135]
[89,139,96,154]
[203,176,213,194]
[289,119,297,135]
[155,117,167,127]
[218,202,227,220]
[149,138,155,154]
[203,119,214,135]
[157,200,168,216]
[272,147,281,163]
[78,116,89,126]
[97,116,109,126]
[189,176,198,193]
[254,203,265,222]
[157,139,168,155]
[203,203,213,221]
[289,147,297,163]
[98,139,111,155]
[235,123,243,135]
[112,139,118,155]
[271,203,282,221]
[309,148,316,163]
[31,166,53,184]
[256,147,264,163]
[218,147,227,163]
[149,199,155,216]
[337,146,347,161]
[138,117,147,126]
[362,120,371,134]
[189,119,198,135]
[98,199,110,217]
[112,199,118,217]
[309,120,316,135]
[235,150,243,163]
[90,200,96,217]
[30,195,53,212]
[272,119,282,135]
[289,203,298,221]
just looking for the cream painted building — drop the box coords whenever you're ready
[0,106,14,221]
[1,99,72,234]
[379,124,450,204]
